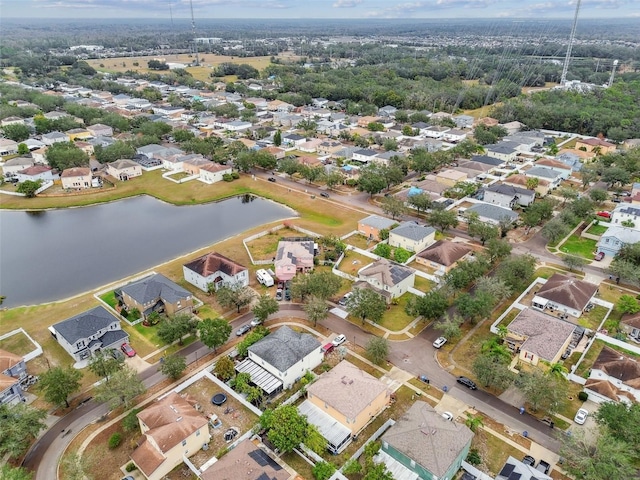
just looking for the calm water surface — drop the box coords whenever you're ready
[0,195,293,308]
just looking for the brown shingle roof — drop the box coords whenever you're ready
[381,401,473,478]
[359,259,413,288]
[536,273,598,312]
[507,308,575,362]
[504,173,549,187]
[307,360,388,420]
[0,349,22,373]
[184,252,246,278]
[593,346,640,388]
[584,378,635,403]
[200,439,291,480]
[417,240,472,267]
[0,373,19,390]
[61,167,91,178]
[621,312,640,329]
[131,436,165,477]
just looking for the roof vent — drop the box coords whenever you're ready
[176,416,183,422]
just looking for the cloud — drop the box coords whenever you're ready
[333,0,362,7]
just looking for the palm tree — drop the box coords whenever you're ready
[548,362,568,378]
[465,413,484,433]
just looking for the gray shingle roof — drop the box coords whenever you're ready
[249,326,320,373]
[53,306,119,344]
[486,183,535,197]
[120,273,191,305]
[359,215,397,231]
[526,166,561,179]
[601,226,640,244]
[467,203,518,222]
[390,222,436,242]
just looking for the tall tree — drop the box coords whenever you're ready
[88,350,123,383]
[0,403,47,459]
[304,296,329,327]
[198,317,232,352]
[273,129,282,146]
[563,255,588,272]
[157,313,198,346]
[434,314,464,341]
[472,353,514,390]
[496,254,536,292]
[346,288,387,324]
[357,165,386,197]
[0,464,33,480]
[380,195,407,220]
[45,142,89,171]
[406,290,449,322]
[467,213,499,246]
[38,366,82,408]
[1,124,31,142]
[617,294,640,315]
[267,405,309,453]
[594,402,640,448]
[159,354,187,380]
[365,337,390,365]
[407,192,432,218]
[252,294,279,322]
[213,355,235,381]
[517,370,567,414]
[427,208,458,233]
[217,282,254,313]
[486,238,512,263]
[95,366,145,409]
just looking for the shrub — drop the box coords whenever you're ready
[128,308,141,321]
[125,463,137,472]
[108,432,122,449]
[467,448,481,465]
[231,172,240,179]
[222,173,234,182]
[123,408,143,432]
[312,462,336,480]
[578,391,588,402]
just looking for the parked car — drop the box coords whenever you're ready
[574,408,589,425]
[120,343,136,357]
[584,302,595,312]
[268,177,277,182]
[522,455,536,466]
[596,211,611,219]
[561,347,572,360]
[536,460,551,474]
[441,411,454,421]
[457,376,477,390]
[320,192,330,198]
[236,324,251,336]
[250,317,262,327]
[433,337,447,349]
[338,292,353,306]
[277,281,285,290]
[275,288,283,301]
[284,288,291,301]
[332,334,347,346]
[110,348,125,361]
[594,251,605,261]
[321,343,335,354]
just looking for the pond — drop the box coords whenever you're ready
[0,195,294,308]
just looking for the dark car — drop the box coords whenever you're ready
[268,177,277,182]
[522,455,536,466]
[561,347,572,360]
[536,460,551,474]
[235,324,251,336]
[110,348,125,361]
[457,376,477,390]
[284,288,291,301]
[320,192,330,198]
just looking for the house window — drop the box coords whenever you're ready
[196,429,200,436]
[410,459,416,468]
[182,440,187,446]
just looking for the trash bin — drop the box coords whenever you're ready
[519,407,525,415]
[443,386,448,392]
[523,431,528,438]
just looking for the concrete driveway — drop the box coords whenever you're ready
[125,354,151,373]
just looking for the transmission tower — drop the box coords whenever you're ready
[608,60,619,88]
[560,0,581,86]
[189,0,199,66]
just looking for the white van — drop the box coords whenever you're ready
[256,269,274,287]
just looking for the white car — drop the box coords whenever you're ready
[433,336,447,349]
[338,292,353,306]
[332,334,347,347]
[441,411,454,421]
[574,408,589,425]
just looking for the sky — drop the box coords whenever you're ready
[1,0,639,19]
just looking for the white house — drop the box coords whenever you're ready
[107,159,143,181]
[483,184,535,208]
[235,326,322,395]
[423,126,450,139]
[531,273,598,319]
[15,165,58,183]
[199,163,231,184]
[442,129,468,143]
[183,252,248,292]
[61,167,92,189]
[282,133,306,148]
[2,156,34,176]
[465,203,519,226]
[584,346,640,404]
[610,205,640,228]
[352,148,379,163]
[388,222,436,253]
[597,226,640,258]
[0,139,18,157]
[225,120,252,132]
[41,132,70,146]
[358,259,415,301]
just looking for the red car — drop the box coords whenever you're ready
[596,211,611,219]
[121,343,136,357]
[594,251,605,261]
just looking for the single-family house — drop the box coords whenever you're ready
[620,313,640,343]
[198,162,231,184]
[61,167,92,190]
[183,252,248,292]
[484,143,518,162]
[477,117,499,127]
[2,156,34,176]
[423,125,450,139]
[358,259,415,301]
[557,147,595,164]
[436,169,467,187]
[182,157,212,176]
[65,128,92,142]
[415,240,473,274]
[86,123,113,137]
[199,439,291,480]
[535,158,573,176]
[575,137,616,155]
[0,349,27,405]
[505,308,576,366]
[274,240,315,281]
[524,166,563,189]
[504,173,550,197]
[442,128,468,143]
[225,120,252,132]
[236,326,322,395]
[496,456,552,480]
[130,392,210,480]
[584,346,640,404]
[358,215,398,241]
[0,139,18,157]
[378,105,398,118]
[116,273,193,320]
[377,401,473,480]
[0,116,25,127]
[107,159,142,181]
[597,226,640,258]
[264,146,286,159]
[389,222,436,253]
[298,138,323,153]
[453,114,475,129]
[50,306,129,362]
[282,133,306,148]
[15,165,58,184]
[22,138,45,151]
[531,273,598,318]
[299,360,390,454]
[465,203,518,226]
[483,184,535,209]
[352,149,379,163]
[611,205,640,227]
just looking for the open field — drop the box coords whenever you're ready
[86,54,273,82]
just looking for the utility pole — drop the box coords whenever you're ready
[190,0,199,66]
[560,0,581,86]
[608,60,619,88]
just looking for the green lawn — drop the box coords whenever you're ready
[337,251,374,276]
[575,339,606,378]
[378,294,417,332]
[586,223,608,236]
[558,234,597,259]
[579,305,607,330]
[413,275,435,293]
[99,291,117,309]
[0,330,35,356]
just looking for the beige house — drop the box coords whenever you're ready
[388,222,436,253]
[61,167,92,190]
[199,163,232,184]
[358,259,415,301]
[357,215,398,241]
[299,360,389,454]
[503,173,550,196]
[575,138,616,155]
[505,308,575,366]
[117,273,193,320]
[107,159,142,181]
[436,169,467,187]
[416,240,473,274]
[131,393,210,480]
